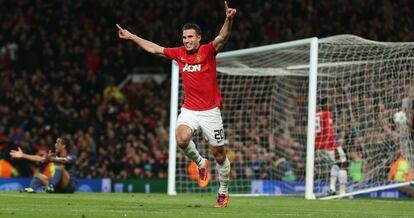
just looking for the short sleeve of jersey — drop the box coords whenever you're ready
[163,47,178,60]
[206,42,218,57]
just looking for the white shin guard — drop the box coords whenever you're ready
[183,140,203,166]
[216,158,230,194]
[338,169,348,195]
[330,165,340,192]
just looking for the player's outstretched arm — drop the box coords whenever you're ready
[9,147,46,162]
[116,24,166,58]
[45,150,72,164]
[213,1,237,52]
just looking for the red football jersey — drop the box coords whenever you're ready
[163,42,222,111]
[315,110,338,150]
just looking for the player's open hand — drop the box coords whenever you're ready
[116,24,134,40]
[224,1,237,20]
[9,147,24,158]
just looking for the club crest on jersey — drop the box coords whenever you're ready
[183,64,201,72]
[195,54,202,62]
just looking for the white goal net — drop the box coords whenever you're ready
[169,35,414,199]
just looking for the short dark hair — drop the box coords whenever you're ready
[319,97,328,105]
[318,97,328,110]
[59,136,71,151]
[182,23,202,36]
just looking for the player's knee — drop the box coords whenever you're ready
[215,153,226,164]
[331,164,340,177]
[212,146,226,164]
[176,135,190,148]
[55,165,64,171]
[176,126,191,148]
[33,172,44,178]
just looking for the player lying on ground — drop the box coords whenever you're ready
[10,137,77,193]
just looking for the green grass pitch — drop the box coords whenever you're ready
[0,192,413,218]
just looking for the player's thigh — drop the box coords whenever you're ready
[198,107,225,146]
[60,168,71,188]
[176,108,199,145]
[34,172,49,186]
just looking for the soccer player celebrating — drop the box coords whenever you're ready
[10,137,77,193]
[117,1,236,207]
[315,98,348,196]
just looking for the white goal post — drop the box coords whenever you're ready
[168,35,414,199]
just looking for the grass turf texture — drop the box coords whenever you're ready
[0,192,413,218]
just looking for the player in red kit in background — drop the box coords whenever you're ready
[116,1,236,208]
[315,98,348,196]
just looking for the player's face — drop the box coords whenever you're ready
[182,29,201,52]
[55,138,64,153]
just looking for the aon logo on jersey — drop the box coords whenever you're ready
[183,64,201,72]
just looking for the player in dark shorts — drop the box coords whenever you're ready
[10,137,76,193]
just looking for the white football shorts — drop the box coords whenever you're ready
[176,107,225,146]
